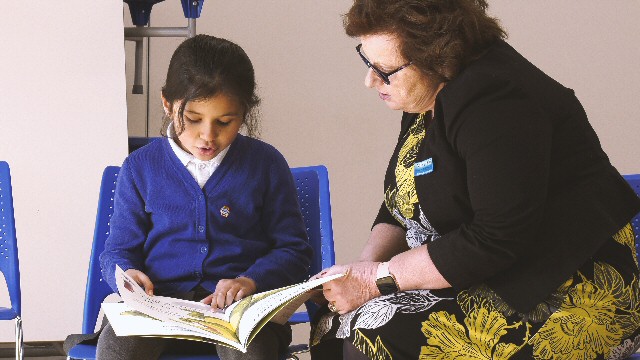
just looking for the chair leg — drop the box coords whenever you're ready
[15,316,23,360]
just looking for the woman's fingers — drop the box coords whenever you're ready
[320,261,380,314]
[308,289,328,305]
[323,264,349,277]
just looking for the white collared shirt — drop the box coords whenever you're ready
[167,124,230,188]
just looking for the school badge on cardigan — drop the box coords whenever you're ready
[220,206,230,218]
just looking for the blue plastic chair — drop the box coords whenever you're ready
[624,175,640,262]
[67,165,335,360]
[624,174,640,359]
[0,161,23,360]
[124,0,203,26]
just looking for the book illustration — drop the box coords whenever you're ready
[103,265,343,352]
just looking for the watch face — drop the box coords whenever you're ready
[376,276,398,295]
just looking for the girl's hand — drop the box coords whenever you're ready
[202,276,257,310]
[125,269,155,296]
[319,262,379,314]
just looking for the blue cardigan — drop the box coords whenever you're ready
[100,135,313,295]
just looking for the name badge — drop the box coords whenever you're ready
[414,158,434,176]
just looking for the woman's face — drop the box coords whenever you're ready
[359,34,444,113]
[163,93,244,161]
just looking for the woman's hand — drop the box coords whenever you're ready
[307,271,330,306]
[318,262,379,314]
[202,276,257,311]
[125,269,155,296]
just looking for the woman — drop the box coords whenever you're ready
[312,1,640,359]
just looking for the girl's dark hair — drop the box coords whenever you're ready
[344,0,506,82]
[161,34,260,137]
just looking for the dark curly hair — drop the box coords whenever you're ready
[344,0,506,82]
[161,34,260,138]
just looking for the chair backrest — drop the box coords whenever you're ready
[290,166,336,321]
[290,166,336,275]
[623,174,640,258]
[81,166,119,334]
[80,165,335,334]
[0,161,21,318]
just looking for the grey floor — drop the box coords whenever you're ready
[0,321,313,359]
[0,342,65,359]
[0,341,312,359]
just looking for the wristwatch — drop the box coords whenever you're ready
[375,262,399,295]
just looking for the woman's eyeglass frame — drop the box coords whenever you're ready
[356,44,412,85]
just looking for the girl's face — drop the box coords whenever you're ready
[163,93,244,161]
[359,33,444,114]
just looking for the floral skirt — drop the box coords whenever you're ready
[310,224,640,360]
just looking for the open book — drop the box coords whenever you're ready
[102,265,342,353]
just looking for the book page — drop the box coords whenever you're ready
[269,289,320,325]
[112,265,343,350]
[103,302,241,349]
[114,266,242,344]
[236,273,343,346]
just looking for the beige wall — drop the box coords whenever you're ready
[490,1,640,173]
[123,1,640,353]
[127,0,640,267]
[124,1,640,353]
[124,0,395,274]
[0,0,637,343]
[0,2,128,341]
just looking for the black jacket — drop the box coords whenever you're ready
[375,40,640,313]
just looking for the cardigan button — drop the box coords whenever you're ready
[198,225,204,232]
[200,246,208,254]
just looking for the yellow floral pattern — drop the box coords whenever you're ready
[312,230,639,358]
[353,329,393,360]
[529,259,640,359]
[385,113,427,221]
[318,110,640,359]
[417,225,640,359]
[613,223,637,266]
[420,295,527,359]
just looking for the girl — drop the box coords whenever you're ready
[97,34,312,360]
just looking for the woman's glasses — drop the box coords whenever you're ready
[356,44,412,85]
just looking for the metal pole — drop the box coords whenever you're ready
[187,18,196,38]
[124,26,191,38]
[124,18,197,96]
[15,317,23,360]
[123,17,197,136]
[132,37,144,94]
